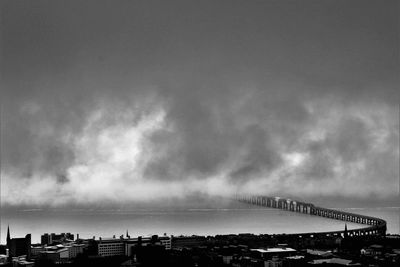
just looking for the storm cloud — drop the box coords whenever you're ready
[1,0,398,206]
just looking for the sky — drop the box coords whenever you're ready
[1,0,399,207]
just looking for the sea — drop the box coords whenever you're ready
[1,199,399,244]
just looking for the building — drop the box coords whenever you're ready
[65,243,86,258]
[264,257,283,267]
[125,235,171,257]
[39,248,69,264]
[125,236,152,257]
[0,255,8,265]
[97,238,125,257]
[37,245,71,263]
[6,226,31,259]
[30,245,44,258]
[85,235,173,257]
[32,243,86,260]
[159,236,171,250]
[10,256,34,267]
[308,258,361,266]
[0,245,6,256]
[306,249,334,258]
[171,235,207,248]
[222,255,233,264]
[41,232,74,245]
[250,248,296,260]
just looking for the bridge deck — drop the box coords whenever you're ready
[235,195,387,237]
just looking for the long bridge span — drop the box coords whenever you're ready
[235,195,387,237]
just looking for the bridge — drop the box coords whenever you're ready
[235,194,387,237]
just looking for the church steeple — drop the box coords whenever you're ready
[344,223,348,238]
[6,225,11,246]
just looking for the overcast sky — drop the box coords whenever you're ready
[1,0,399,207]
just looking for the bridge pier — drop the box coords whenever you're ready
[289,201,295,212]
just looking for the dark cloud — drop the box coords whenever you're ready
[330,118,371,162]
[230,125,282,180]
[1,0,398,205]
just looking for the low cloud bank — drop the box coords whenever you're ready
[2,89,398,206]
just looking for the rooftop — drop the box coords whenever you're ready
[251,248,296,253]
[309,258,361,266]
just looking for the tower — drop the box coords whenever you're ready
[6,225,10,247]
[344,223,348,238]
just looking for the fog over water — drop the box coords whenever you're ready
[1,0,398,212]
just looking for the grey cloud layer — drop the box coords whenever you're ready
[1,0,398,205]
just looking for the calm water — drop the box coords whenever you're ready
[1,202,399,244]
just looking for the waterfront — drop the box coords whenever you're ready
[1,202,398,244]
